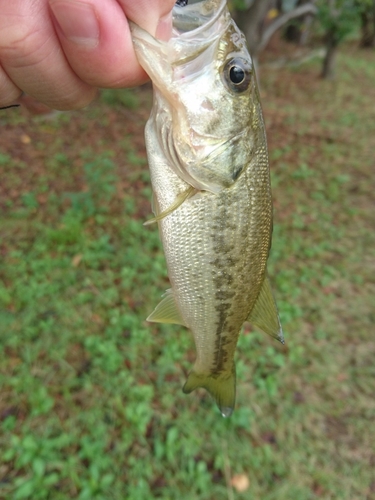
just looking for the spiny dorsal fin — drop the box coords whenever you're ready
[147,289,187,326]
[248,275,284,344]
[144,186,196,226]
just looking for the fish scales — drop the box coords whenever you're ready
[131,0,283,417]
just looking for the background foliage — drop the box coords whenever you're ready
[1,14,375,500]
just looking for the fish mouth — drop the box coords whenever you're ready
[130,0,232,102]
[172,0,227,36]
[131,0,229,68]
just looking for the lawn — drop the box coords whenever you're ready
[0,43,374,499]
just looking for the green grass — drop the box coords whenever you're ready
[1,49,375,499]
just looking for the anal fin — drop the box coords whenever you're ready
[248,275,284,344]
[147,289,186,326]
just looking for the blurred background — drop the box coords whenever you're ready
[0,0,374,498]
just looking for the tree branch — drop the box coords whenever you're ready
[257,3,317,53]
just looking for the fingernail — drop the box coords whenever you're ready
[49,0,100,48]
[156,11,172,41]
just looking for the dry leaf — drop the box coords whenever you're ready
[91,314,103,325]
[20,134,31,144]
[231,474,250,492]
[71,254,82,267]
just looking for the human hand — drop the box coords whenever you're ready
[0,0,175,110]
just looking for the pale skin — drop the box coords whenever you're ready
[0,0,175,110]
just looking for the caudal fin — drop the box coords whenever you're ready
[182,367,236,417]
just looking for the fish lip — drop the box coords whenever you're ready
[130,23,163,49]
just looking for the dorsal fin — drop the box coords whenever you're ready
[147,289,187,326]
[248,275,284,344]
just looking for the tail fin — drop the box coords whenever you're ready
[182,366,236,418]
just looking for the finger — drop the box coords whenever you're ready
[0,0,97,110]
[0,65,22,107]
[117,0,176,40]
[48,0,175,89]
[49,0,145,88]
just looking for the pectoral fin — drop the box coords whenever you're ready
[144,186,196,226]
[248,275,284,344]
[147,289,186,326]
[183,366,236,418]
[150,191,159,217]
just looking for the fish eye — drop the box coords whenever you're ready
[223,57,252,93]
[230,66,245,84]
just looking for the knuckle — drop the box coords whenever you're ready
[49,86,98,111]
[0,70,22,106]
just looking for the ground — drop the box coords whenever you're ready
[0,41,374,500]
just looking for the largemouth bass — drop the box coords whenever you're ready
[131,0,283,417]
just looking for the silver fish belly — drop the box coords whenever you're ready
[131,0,283,417]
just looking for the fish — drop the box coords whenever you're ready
[131,0,283,417]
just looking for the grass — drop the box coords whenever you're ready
[0,46,374,499]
